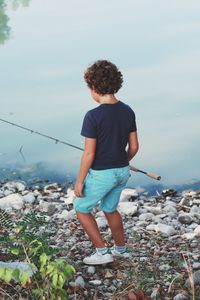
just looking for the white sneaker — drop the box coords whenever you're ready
[110,247,130,258]
[83,251,114,265]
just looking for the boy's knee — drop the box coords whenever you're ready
[74,198,91,214]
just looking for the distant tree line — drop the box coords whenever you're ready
[0,0,31,45]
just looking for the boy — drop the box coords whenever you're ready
[74,60,139,265]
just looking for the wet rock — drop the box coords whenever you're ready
[44,183,60,193]
[3,181,26,192]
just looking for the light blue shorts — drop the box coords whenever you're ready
[74,166,130,214]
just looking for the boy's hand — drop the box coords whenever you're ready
[74,182,84,197]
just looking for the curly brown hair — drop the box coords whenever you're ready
[84,60,123,95]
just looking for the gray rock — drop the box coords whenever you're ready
[57,209,76,220]
[75,275,85,288]
[22,192,35,204]
[178,213,193,224]
[163,205,178,216]
[173,294,189,300]
[190,205,200,214]
[193,262,200,270]
[89,279,102,285]
[96,216,108,228]
[146,223,176,236]
[185,270,200,287]
[139,213,154,221]
[87,266,96,274]
[47,204,57,216]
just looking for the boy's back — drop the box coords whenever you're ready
[81,101,137,170]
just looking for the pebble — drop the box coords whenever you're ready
[75,275,85,288]
[89,280,102,286]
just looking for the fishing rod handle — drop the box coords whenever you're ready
[129,165,161,181]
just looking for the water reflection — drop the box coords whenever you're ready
[0,0,31,45]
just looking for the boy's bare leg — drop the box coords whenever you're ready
[104,211,125,246]
[76,212,106,248]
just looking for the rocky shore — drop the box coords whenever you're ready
[0,180,200,300]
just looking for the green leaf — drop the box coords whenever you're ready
[19,270,29,285]
[0,268,5,278]
[12,268,20,281]
[58,274,64,288]
[39,252,49,267]
[11,247,20,255]
[46,264,54,275]
[63,264,76,278]
[52,273,58,287]
[4,268,13,284]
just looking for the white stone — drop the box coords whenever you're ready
[119,188,138,202]
[96,216,108,228]
[182,233,196,240]
[22,192,35,204]
[64,188,76,205]
[139,213,154,221]
[89,279,102,285]
[143,205,162,215]
[194,225,200,237]
[3,181,26,192]
[0,193,23,210]
[87,266,96,274]
[146,223,176,236]
[118,202,138,215]
[57,209,76,220]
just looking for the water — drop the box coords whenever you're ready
[0,0,200,190]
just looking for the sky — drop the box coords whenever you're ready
[0,0,200,187]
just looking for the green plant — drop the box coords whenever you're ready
[0,209,75,299]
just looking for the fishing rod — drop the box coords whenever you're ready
[0,118,161,180]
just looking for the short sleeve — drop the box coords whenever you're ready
[81,111,97,138]
[129,110,137,132]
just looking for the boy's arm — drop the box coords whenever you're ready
[74,137,96,197]
[127,131,139,161]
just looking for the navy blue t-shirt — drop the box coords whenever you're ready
[81,101,137,170]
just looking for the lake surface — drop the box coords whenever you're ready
[0,0,200,190]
